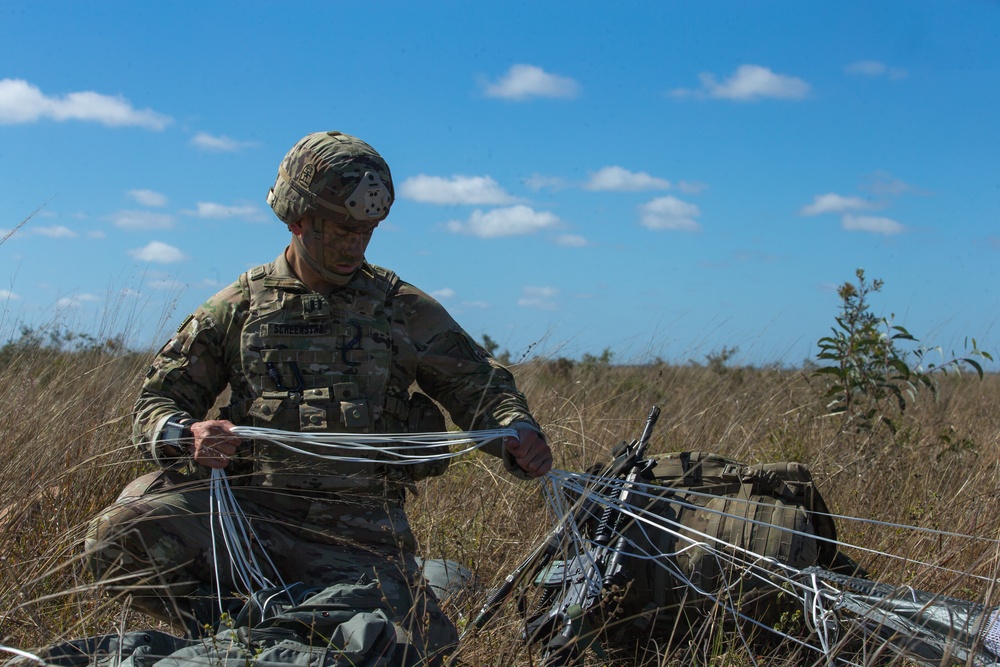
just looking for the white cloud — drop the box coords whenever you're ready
[677,181,709,195]
[430,288,456,300]
[182,202,262,219]
[673,65,810,101]
[522,173,570,192]
[842,214,906,235]
[0,289,20,300]
[33,225,78,238]
[0,78,171,129]
[799,193,874,216]
[518,286,559,310]
[150,278,193,292]
[111,210,175,230]
[482,64,580,100]
[195,278,225,290]
[862,172,920,196]
[446,206,561,238]
[191,132,257,152]
[129,241,187,263]
[554,234,589,247]
[846,60,908,80]
[55,294,99,309]
[128,189,168,207]
[586,166,671,192]
[400,175,516,205]
[639,196,701,231]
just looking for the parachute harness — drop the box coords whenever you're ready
[206,426,516,615]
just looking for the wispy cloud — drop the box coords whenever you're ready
[0,78,171,129]
[585,166,671,192]
[446,205,561,238]
[842,214,906,235]
[482,64,580,100]
[861,172,922,197]
[522,173,570,192]
[149,278,186,291]
[33,225,78,239]
[554,234,589,247]
[430,288,456,300]
[111,210,175,230]
[672,64,810,101]
[0,289,20,300]
[677,181,709,195]
[129,241,187,263]
[400,175,517,205]
[799,193,875,216]
[181,202,263,220]
[56,293,101,309]
[518,286,559,310]
[191,132,258,152]
[128,189,168,207]
[845,60,908,80]
[639,196,701,231]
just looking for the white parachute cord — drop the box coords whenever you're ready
[549,469,978,667]
[803,569,840,659]
[0,645,45,665]
[540,474,603,596]
[208,469,225,614]
[545,468,853,663]
[209,468,294,612]
[205,428,515,615]
[559,468,998,585]
[216,468,292,594]
[229,426,516,465]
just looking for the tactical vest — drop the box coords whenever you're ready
[234,262,446,493]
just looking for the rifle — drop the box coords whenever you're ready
[465,406,661,666]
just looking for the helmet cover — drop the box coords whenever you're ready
[267,131,394,226]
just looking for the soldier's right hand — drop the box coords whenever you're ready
[189,419,240,468]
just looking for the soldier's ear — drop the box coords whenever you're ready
[288,217,307,236]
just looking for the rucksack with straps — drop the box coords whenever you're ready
[541,451,845,647]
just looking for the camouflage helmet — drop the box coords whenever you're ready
[267,131,394,226]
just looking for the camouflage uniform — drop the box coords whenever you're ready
[86,249,541,664]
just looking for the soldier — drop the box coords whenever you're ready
[86,131,552,665]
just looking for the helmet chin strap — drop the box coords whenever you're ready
[291,234,355,287]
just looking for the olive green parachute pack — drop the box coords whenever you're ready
[520,448,846,658]
[607,450,842,640]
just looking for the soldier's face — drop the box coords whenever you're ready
[306,215,376,276]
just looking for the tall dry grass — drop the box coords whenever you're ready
[1,341,999,665]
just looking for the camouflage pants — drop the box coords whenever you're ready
[85,469,458,665]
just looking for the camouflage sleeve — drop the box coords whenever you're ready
[133,281,247,465]
[391,280,542,467]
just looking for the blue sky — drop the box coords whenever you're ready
[2,1,998,367]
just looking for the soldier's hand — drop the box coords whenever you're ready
[189,419,240,469]
[504,427,553,477]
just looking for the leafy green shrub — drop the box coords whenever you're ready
[812,268,991,432]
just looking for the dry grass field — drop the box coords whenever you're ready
[1,334,999,665]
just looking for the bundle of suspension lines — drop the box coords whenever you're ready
[207,426,518,615]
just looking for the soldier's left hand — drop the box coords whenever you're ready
[504,427,553,477]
